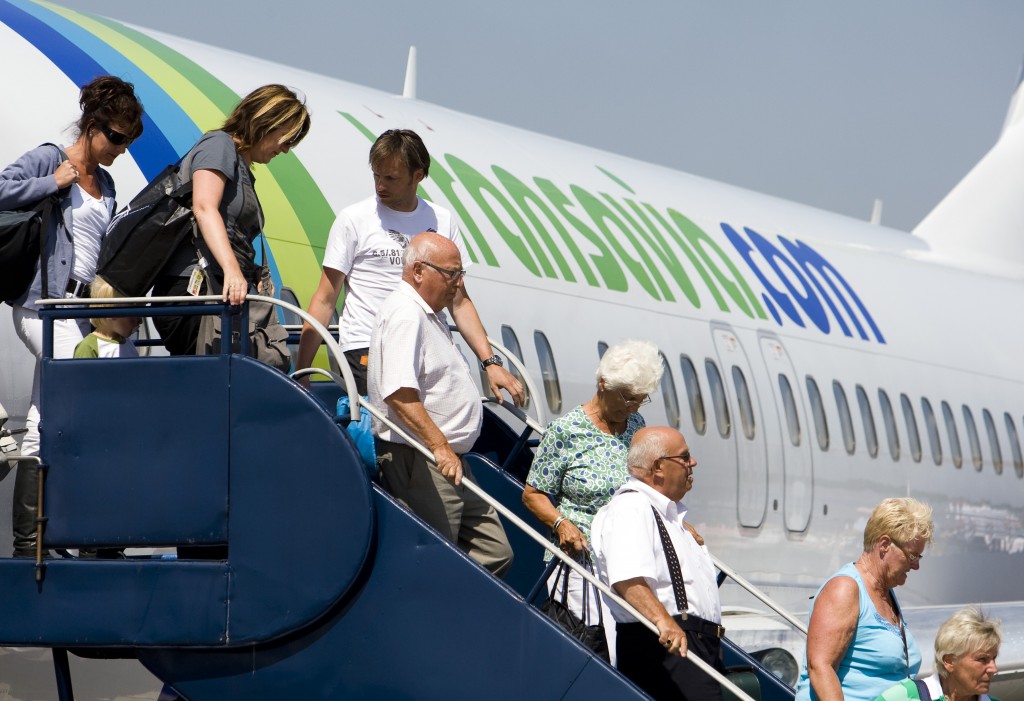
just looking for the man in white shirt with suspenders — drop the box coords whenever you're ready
[593,426,725,701]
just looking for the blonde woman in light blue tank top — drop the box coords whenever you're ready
[795,498,934,701]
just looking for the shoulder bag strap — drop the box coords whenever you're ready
[581,550,602,626]
[39,144,69,299]
[890,588,911,677]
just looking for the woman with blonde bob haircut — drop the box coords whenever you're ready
[921,607,1001,701]
[153,84,311,355]
[794,497,935,701]
[523,339,663,659]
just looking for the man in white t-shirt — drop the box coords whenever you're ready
[592,426,725,701]
[297,129,524,405]
[368,233,513,576]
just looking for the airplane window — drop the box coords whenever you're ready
[856,384,880,456]
[942,401,963,469]
[900,393,922,463]
[878,389,900,461]
[658,353,681,428]
[833,381,856,455]
[1005,413,1023,478]
[856,385,878,458]
[778,374,800,446]
[597,341,608,358]
[679,355,707,436]
[500,325,531,410]
[705,359,731,438]
[921,398,942,466]
[982,409,1003,475]
[962,405,983,472]
[806,376,829,451]
[533,331,562,414]
[733,366,756,440]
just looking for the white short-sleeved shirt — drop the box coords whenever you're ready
[322,196,470,352]
[367,282,482,453]
[592,478,722,625]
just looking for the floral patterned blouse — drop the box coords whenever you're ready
[527,405,646,546]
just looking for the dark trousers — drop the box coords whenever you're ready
[152,275,201,356]
[617,616,725,701]
[343,348,369,395]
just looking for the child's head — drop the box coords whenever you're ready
[89,277,141,339]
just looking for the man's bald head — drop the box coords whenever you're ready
[402,233,464,312]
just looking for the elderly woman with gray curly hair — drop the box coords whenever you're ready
[522,339,663,655]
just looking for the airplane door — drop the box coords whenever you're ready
[710,324,767,528]
[758,333,813,533]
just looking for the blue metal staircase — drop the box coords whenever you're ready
[0,301,797,700]
[0,346,650,699]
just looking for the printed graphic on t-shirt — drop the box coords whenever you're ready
[370,228,436,265]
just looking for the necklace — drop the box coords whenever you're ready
[583,402,623,435]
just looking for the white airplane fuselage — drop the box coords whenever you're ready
[1,1,1022,687]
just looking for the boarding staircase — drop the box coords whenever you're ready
[0,296,801,701]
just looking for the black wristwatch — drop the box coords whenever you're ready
[481,355,503,369]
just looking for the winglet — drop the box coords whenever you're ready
[402,46,417,99]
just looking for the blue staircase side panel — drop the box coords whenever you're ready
[0,560,230,645]
[464,453,549,598]
[225,356,375,643]
[41,357,230,546]
[140,487,651,701]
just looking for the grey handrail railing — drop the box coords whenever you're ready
[452,329,548,430]
[38,294,361,422]
[714,555,809,636]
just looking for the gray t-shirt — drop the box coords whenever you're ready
[166,130,264,280]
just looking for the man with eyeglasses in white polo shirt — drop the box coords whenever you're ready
[368,233,513,577]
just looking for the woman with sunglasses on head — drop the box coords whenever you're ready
[0,75,143,558]
[152,84,310,356]
[522,339,663,658]
[795,497,935,701]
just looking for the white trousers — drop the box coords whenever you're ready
[11,305,89,457]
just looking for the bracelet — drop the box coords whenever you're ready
[551,516,567,534]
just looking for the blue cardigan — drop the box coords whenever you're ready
[0,143,116,309]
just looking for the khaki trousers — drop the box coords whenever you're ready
[377,440,514,577]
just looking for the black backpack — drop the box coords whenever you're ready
[96,162,196,298]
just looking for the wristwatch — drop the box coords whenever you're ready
[481,355,503,369]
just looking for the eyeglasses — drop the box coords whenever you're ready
[99,124,133,147]
[419,260,467,282]
[617,389,651,408]
[659,452,693,465]
[892,541,924,564]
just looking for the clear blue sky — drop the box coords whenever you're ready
[55,1,1024,232]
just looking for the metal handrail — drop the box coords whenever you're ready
[37,294,362,422]
[459,330,548,429]
[714,555,808,636]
